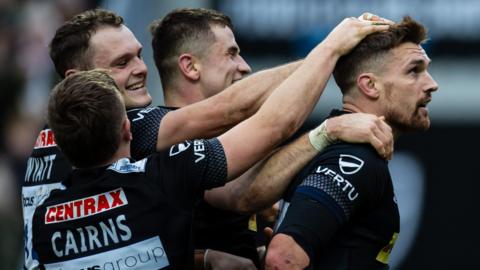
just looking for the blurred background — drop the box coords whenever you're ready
[1,0,478,268]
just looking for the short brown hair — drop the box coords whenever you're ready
[150,8,233,89]
[333,16,428,94]
[48,70,125,168]
[49,9,123,78]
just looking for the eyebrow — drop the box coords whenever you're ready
[407,58,430,68]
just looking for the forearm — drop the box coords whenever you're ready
[155,61,302,151]
[235,135,319,213]
[220,60,303,125]
[207,121,335,213]
[254,44,339,138]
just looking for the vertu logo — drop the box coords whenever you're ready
[339,154,364,175]
[169,141,191,156]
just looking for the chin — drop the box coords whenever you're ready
[406,119,431,133]
[391,117,431,134]
[125,95,152,109]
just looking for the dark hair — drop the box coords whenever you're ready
[150,8,233,89]
[49,9,123,78]
[47,70,125,168]
[333,16,428,94]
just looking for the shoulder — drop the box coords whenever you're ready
[310,142,387,176]
[127,106,172,123]
[289,143,388,202]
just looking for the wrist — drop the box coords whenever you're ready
[324,118,338,141]
[308,120,336,151]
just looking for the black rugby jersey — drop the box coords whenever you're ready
[127,106,172,160]
[32,138,227,270]
[194,202,259,266]
[128,105,260,265]
[276,110,400,270]
[23,125,72,269]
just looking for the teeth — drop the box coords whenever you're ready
[128,82,144,90]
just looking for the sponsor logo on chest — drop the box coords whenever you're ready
[45,188,128,224]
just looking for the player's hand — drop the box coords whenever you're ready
[259,202,280,222]
[206,249,257,270]
[326,113,394,159]
[357,12,395,24]
[323,12,393,57]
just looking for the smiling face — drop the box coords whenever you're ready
[197,24,251,98]
[377,42,438,132]
[89,25,151,109]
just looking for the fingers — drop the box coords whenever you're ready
[264,227,274,241]
[358,12,395,25]
[355,12,393,36]
[369,116,394,160]
[377,116,394,159]
[367,135,386,158]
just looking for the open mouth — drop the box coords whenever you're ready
[417,99,431,112]
[126,81,145,91]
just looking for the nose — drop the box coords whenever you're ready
[132,56,148,77]
[425,71,438,93]
[237,55,252,75]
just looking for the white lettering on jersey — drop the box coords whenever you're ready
[108,158,146,174]
[45,188,128,224]
[51,214,132,258]
[193,140,205,163]
[316,166,359,201]
[131,107,156,122]
[24,154,56,183]
[46,236,169,269]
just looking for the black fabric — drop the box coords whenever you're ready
[276,110,399,270]
[127,105,260,265]
[127,106,171,160]
[31,138,227,270]
[193,201,260,266]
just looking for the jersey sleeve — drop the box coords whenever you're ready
[127,106,171,160]
[276,144,387,257]
[148,138,228,208]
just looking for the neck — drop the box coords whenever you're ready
[164,81,205,107]
[98,141,131,167]
[342,99,401,141]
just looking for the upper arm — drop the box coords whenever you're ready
[128,107,169,159]
[291,145,384,223]
[275,145,385,255]
[153,138,229,199]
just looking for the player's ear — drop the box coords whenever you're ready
[65,68,80,78]
[122,117,132,142]
[178,53,200,81]
[357,73,380,99]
